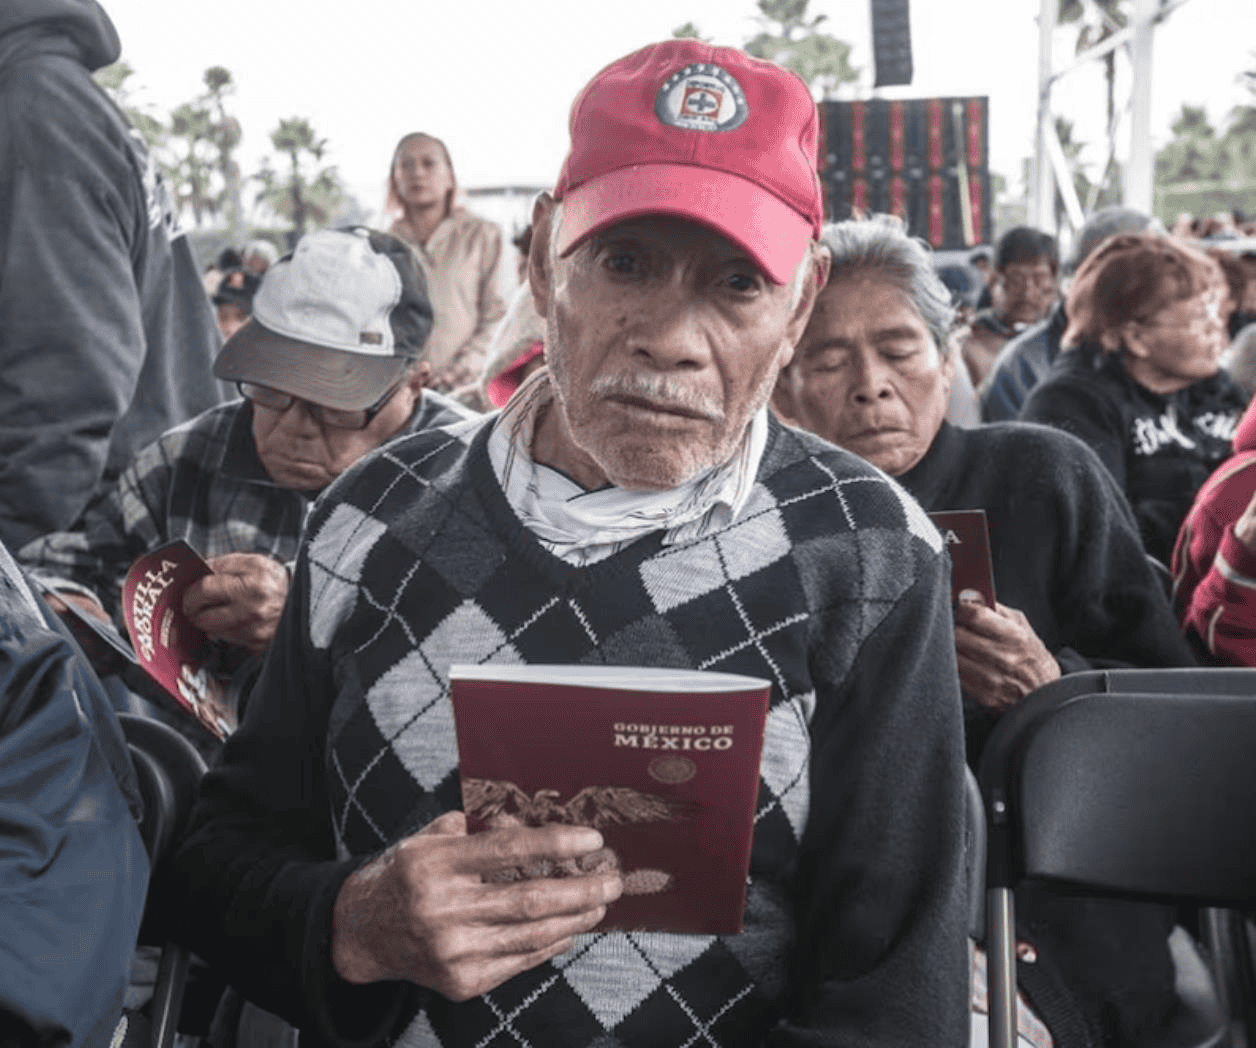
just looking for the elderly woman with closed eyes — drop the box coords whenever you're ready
[1020,232,1248,566]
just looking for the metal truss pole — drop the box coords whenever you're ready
[1123,0,1159,212]
[1031,0,1057,231]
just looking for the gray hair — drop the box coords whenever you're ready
[818,216,957,349]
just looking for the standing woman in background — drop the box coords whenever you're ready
[385,132,506,393]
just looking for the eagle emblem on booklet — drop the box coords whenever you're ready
[450,664,771,934]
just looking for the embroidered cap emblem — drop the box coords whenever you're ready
[655,63,749,132]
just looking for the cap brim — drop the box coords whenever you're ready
[557,164,814,285]
[213,319,409,412]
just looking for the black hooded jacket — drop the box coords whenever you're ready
[0,0,226,549]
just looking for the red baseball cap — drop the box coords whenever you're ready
[553,40,823,286]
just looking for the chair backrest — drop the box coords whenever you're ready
[118,713,207,865]
[118,715,208,1048]
[979,671,1256,907]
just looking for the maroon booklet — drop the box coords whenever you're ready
[929,509,997,609]
[450,664,772,935]
[121,540,237,740]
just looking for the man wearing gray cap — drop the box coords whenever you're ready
[22,227,473,673]
[979,207,1162,422]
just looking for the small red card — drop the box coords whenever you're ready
[929,509,997,610]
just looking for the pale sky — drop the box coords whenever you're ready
[100,0,1254,219]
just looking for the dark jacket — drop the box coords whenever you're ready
[0,0,226,550]
[0,539,148,1048]
[898,420,1196,762]
[900,421,1195,1048]
[1019,343,1247,565]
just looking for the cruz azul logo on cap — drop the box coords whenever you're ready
[655,63,749,132]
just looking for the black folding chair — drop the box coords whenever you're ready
[966,764,987,942]
[119,713,208,1048]
[978,669,1256,1048]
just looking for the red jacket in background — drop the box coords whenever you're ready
[1172,395,1256,664]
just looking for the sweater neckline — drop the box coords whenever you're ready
[464,415,785,591]
[466,422,668,590]
[897,421,963,510]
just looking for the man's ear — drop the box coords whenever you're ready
[529,193,556,318]
[783,243,831,351]
[771,365,801,427]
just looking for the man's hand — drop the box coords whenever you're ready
[954,600,1060,711]
[45,589,112,626]
[182,553,289,653]
[44,589,126,674]
[331,811,623,1001]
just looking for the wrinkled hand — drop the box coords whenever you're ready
[954,600,1060,711]
[1233,488,1256,553]
[45,590,126,674]
[182,553,288,653]
[331,811,622,1001]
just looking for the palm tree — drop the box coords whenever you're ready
[202,67,242,241]
[253,118,345,237]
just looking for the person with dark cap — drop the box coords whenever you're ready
[0,0,226,552]
[957,225,1060,387]
[21,227,474,680]
[211,266,261,342]
[980,207,1162,422]
[968,244,994,308]
[168,39,969,1048]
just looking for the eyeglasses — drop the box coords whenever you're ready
[1137,292,1226,339]
[999,272,1057,295]
[237,380,402,430]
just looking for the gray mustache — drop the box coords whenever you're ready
[588,374,724,421]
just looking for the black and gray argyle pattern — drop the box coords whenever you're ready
[303,415,941,1048]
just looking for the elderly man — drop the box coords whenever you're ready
[169,41,969,1048]
[774,215,1195,1047]
[956,226,1059,388]
[22,227,473,672]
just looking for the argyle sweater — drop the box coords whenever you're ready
[171,414,970,1048]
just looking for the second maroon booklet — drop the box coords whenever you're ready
[449,664,772,935]
[929,509,997,609]
[122,540,237,740]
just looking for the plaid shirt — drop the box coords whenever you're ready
[19,390,477,622]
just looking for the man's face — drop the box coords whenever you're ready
[532,207,818,491]
[251,379,420,490]
[993,259,1057,327]
[776,272,952,477]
